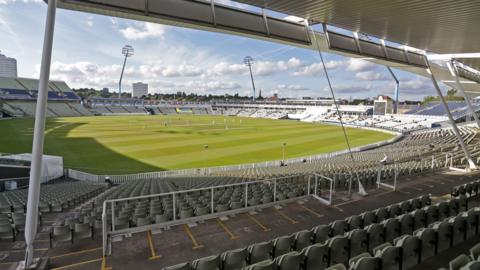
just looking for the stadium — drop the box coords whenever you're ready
[1,1,480,270]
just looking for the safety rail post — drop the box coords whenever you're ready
[377,165,382,188]
[172,193,176,221]
[245,183,248,208]
[329,177,333,203]
[102,201,107,256]
[394,164,398,191]
[273,179,277,202]
[211,187,214,214]
[307,176,311,196]
[111,202,115,233]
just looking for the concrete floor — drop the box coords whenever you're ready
[0,169,479,270]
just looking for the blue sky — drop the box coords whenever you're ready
[0,0,445,100]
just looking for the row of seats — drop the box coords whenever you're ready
[164,201,479,270]
[0,212,42,241]
[452,179,480,199]
[59,176,307,230]
[0,181,105,215]
[445,242,480,270]
[160,194,450,270]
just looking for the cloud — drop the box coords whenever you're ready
[291,60,346,76]
[160,65,203,77]
[346,58,376,72]
[355,71,388,81]
[208,57,303,77]
[119,22,166,40]
[38,61,242,94]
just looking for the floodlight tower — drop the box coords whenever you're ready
[386,67,399,114]
[244,56,256,103]
[119,45,134,98]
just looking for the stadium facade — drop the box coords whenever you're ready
[0,52,17,78]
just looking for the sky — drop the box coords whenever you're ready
[0,0,447,101]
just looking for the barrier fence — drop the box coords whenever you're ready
[102,175,309,256]
[100,155,445,256]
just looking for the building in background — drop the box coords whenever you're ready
[373,95,394,115]
[132,82,148,98]
[0,52,17,78]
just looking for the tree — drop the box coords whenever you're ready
[447,89,457,96]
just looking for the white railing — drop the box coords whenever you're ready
[101,175,309,256]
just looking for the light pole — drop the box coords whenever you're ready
[244,56,256,103]
[119,45,134,98]
[282,142,287,162]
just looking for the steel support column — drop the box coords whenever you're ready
[449,61,480,128]
[24,0,57,267]
[426,66,477,170]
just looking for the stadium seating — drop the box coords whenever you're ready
[157,193,480,270]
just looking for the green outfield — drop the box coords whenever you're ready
[0,115,394,174]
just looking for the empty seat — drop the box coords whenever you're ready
[221,248,247,270]
[366,223,385,252]
[331,220,349,236]
[314,225,331,243]
[470,242,480,260]
[388,204,401,218]
[425,205,439,225]
[73,223,93,241]
[449,254,471,270]
[375,208,389,223]
[438,201,450,220]
[136,217,152,227]
[398,214,414,235]
[274,251,301,270]
[327,235,349,266]
[192,255,220,270]
[347,215,363,230]
[300,243,329,270]
[294,230,312,251]
[50,225,73,247]
[383,219,401,243]
[361,211,376,227]
[450,215,467,246]
[248,241,272,264]
[349,253,381,270]
[431,220,452,253]
[394,235,420,270]
[162,262,190,270]
[413,209,427,230]
[0,223,15,242]
[465,209,479,238]
[348,229,368,258]
[374,244,401,270]
[273,235,294,257]
[414,228,436,261]
[244,260,275,270]
[326,263,347,270]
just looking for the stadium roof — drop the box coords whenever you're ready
[236,0,480,87]
[54,0,480,97]
[236,0,480,55]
